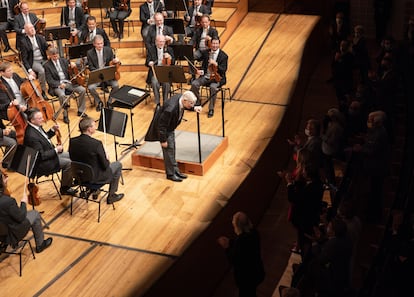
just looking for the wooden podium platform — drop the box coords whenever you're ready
[131,131,228,176]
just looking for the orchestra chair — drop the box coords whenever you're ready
[70,161,115,223]
[108,15,134,38]
[0,222,36,277]
[200,84,232,103]
[33,168,63,201]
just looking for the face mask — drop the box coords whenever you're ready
[304,128,311,136]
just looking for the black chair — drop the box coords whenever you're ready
[0,222,36,276]
[70,161,115,222]
[34,168,62,200]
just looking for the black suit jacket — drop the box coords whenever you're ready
[147,24,175,46]
[13,12,39,35]
[86,46,114,71]
[0,195,31,248]
[69,134,112,184]
[145,44,175,84]
[139,1,164,32]
[44,58,71,92]
[185,4,211,26]
[80,27,111,46]
[19,35,49,71]
[0,74,25,120]
[198,48,228,86]
[157,93,182,142]
[23,124,60,177]
[191,26,219,49]
[60,6,85,30]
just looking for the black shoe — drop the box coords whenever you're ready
[208,109,214,118]
[77,111,87,117]
[60,187,77,196]
[36,237,53,253]
[96,101,103,112]
[63,115,69,124]
[175,171,187,179]
[4,45,10,52]
[167,174,183,182]
[107,193,124,204]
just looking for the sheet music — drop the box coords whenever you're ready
[128,88,145,97]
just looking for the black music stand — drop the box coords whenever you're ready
[97,108,128,164]
[171,44,194,62]
[154,65,187,94]
[67,43,94,60]
[88,65,116,108]
[88,0,113,29]
[165,0,189,18]
[165,18,185,35]
[110,85,150,151]
[45,26,71,57]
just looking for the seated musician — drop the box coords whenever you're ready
[60,0,86,43]
[19,23,50,100]
[80,16,111,47]
[109,0,132,40]
[191,14,218,60]
[190,37,228,118]
[13,1,44,50]
[86,34,120,112]
[44,47,87,124]
[24,108,75,196]
[69,116,124,204]
[146,35,175,105]
[0,0,19,52]
[184,0,211,38]
[146,12,174,49]
[140,0,165,48]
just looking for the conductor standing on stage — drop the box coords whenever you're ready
[157,91,202,182]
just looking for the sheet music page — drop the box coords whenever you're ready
[128,88,145,97]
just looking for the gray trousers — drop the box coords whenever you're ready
[151,76,170,105]
[26,210,44,247]
[32,60,47,93]
[161,131,179,177]
[58,152,72,188]
[191,76,220,111]
[50,84,87,116]
[109,161,122,196]
[88,79,119,106]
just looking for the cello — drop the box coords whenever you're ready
[0,81,27,144]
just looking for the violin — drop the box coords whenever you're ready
[1,169,12,196]
[208,50,221,83]
[27,182,41,206]
[0,80,27,144]
[68,62,86,87]
[34,14,47,36]
[118,0,128,11]
[109,48,121,81]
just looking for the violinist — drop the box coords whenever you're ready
[109,0,131,40]
[60,0,86,44]
[0,171,53,254]
[184,0,211,38]
[80,16,111,46]
[140,0,165,48]
[145,35,175,105]
[13,1,42,50]
[190,37,228,118]
[19,23,49,99]
[146,12,174,50]
[44,48,87,124]
[0,0,19,52]
[191,14,218,59]
[86,35,120,111]
[24,108,76,196]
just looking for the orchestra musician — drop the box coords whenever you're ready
[19,23,50,99]
[44,47,87,124]
[146,12,174,49]
[86,34,120,111]
[190,37,228,118]
[24,107,76,196]
[60,0,86,42]
[80,16,111,46]
[140,0,165,48]
[145,34,175,105]
[0,0,19,52]
[184,0,211,38]
[191,14,218,59]
[108,0,131,40]
[13,1,43,50]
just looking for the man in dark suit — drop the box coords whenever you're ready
[13,1,41,50]
[44,47,87,124]
[80,15,110,46]
[190,37,228,118]
[69,116,124,203]
[23,108,75,196]
[0,172,52,253]
[87,34,120,111]
[146,12,174,49]
[60,0,85,40]
[184,0,211,38]
[156,90,201,181]
[140,0,165,47]
[19,23,49,99]
[0,0,19,52]
[145,35,175,105]
[190,14,218,59]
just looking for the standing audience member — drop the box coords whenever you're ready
[217,211,265,297]
[352,25,371,83]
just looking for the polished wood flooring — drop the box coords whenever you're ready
[0,1,321,296]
